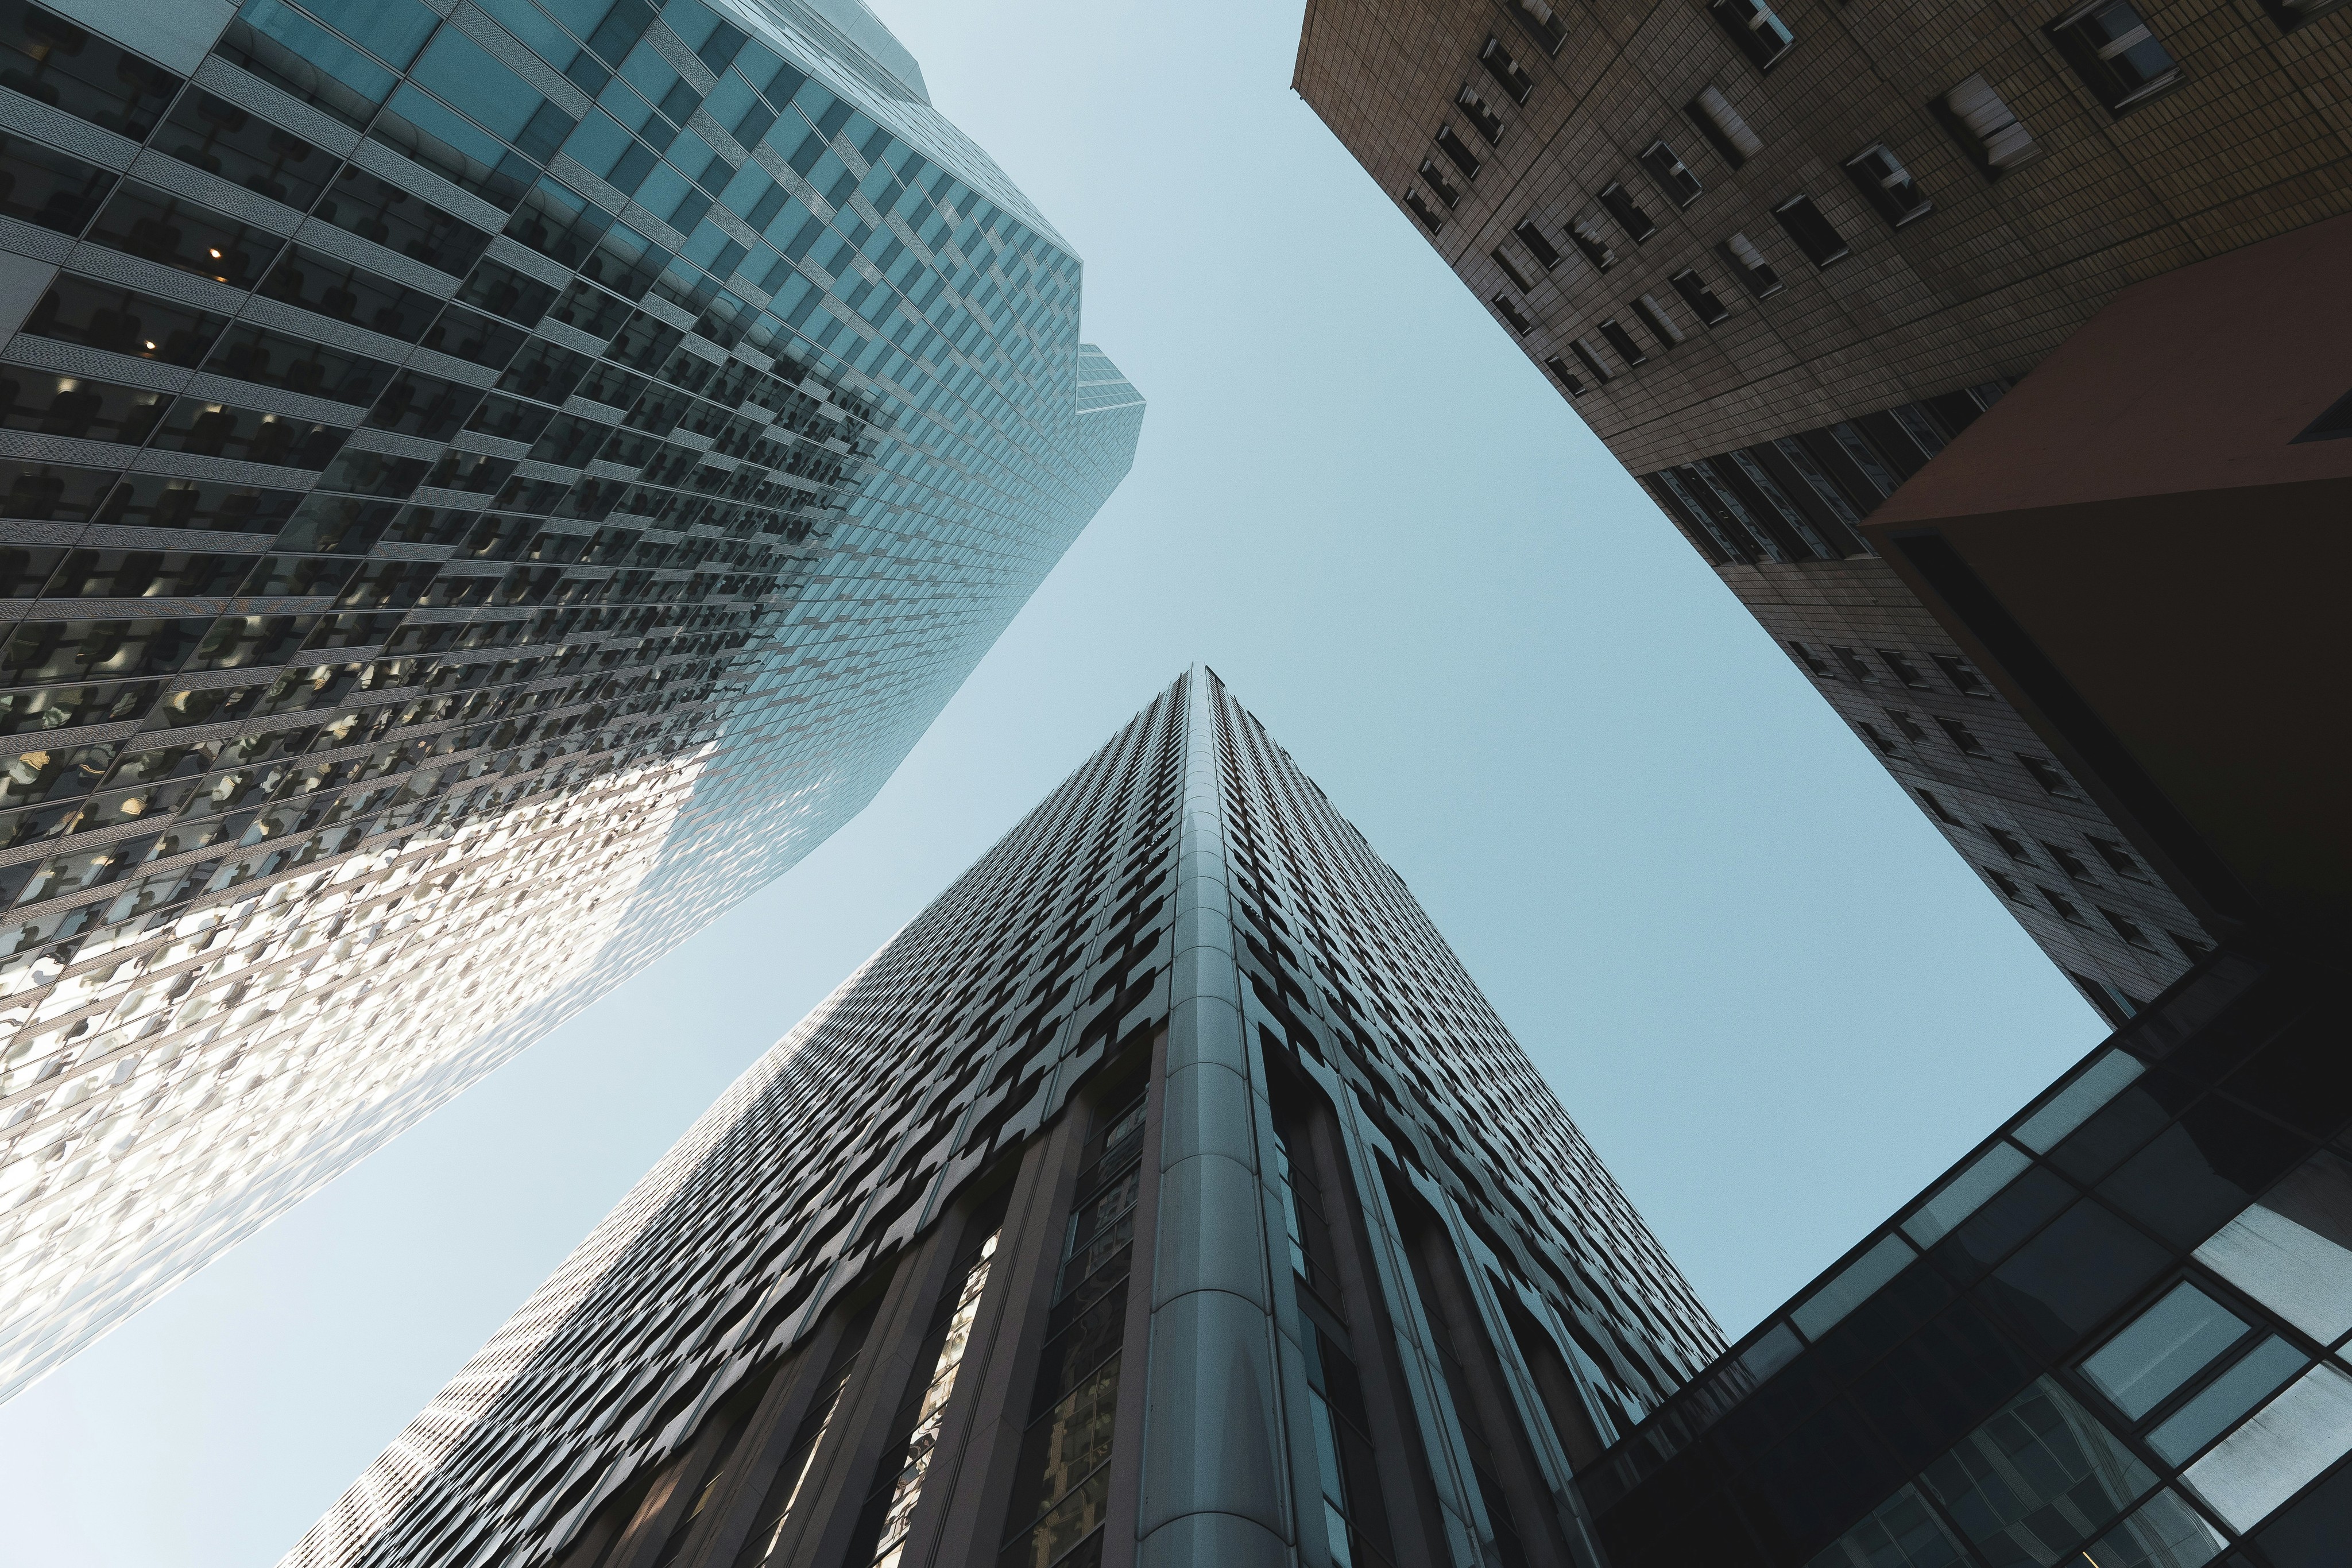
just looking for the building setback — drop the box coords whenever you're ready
[1291,0,2352,1021]
[0,0,1139,1400]
[285,669,1725,1568]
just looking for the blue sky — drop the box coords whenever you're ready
[0,0,2103,1559]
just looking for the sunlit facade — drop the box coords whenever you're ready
[284,671,1722,1568]
[0,0,1139,1400]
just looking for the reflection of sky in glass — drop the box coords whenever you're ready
[0,0,1138,1401]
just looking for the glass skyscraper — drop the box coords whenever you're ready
[0,0,1139,1400]
[284,669,1724,1568]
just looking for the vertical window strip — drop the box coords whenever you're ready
[998,1093,1146,1568]
[865,1229,1002,1568]
[732,1310,876,1568]
[1276,1127,1395,1567]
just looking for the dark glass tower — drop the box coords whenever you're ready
[285,669,1724,1568]
[0,0,1138,1400]
[1292,0,2352,1021]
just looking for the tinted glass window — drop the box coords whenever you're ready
[2082,1281,2246,1419]
[1982,1199,2170,1355]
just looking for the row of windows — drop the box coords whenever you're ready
[1711,0,2214,114]
[1639,392,2005,568]
[1789,640,1993,700]
[1418,0,2336,398]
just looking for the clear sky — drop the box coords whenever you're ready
[0,0,2105,1559]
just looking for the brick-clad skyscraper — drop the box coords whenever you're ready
[1292,0,2352,1017]
[0,0,1138,1400]
[284,669,1723,1568]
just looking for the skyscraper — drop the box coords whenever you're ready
[0,0,1140,1400]
[1291,0,2352,1019]
[285,669,1724,1568]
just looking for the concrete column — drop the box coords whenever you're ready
[1135,672,1290,1568]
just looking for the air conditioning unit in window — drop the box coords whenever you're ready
[1841,144,1932,229]
[1940,74,2040,173]
[1688,86,1763,167]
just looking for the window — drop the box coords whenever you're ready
[1514,219,1562,270]
[1634,293,1685,347]
[2172,931,2213,963]
[1569,338,1612,385]
[1936,717,1987,755]
[1596,182,1655,241]
[2044,842,2095,882]
[1433,125,1481,180]
[2083,1283,2251,1420]
[1829,422,1901,498]
[1986,866,2026,900]
[1728,450,1836,558]
[1503,0,1568,57]
[2020,754,2079,797]
[2102,908,2156,949]
[1877,650,1930,688]
[1708,0,1797,69]
[1887,709,1927,743]
[1831,646,1877,683]
[1858,720,1897,755]
[1481,36,1535,104]
[1491,247,1534,293]
[1986,825,2032,862]
[2069,970,2142,1023]
[1687,85,1763,166]
[1786,640,1831,676]
[1418,158,1463,208]
[1568,211,1616,270]
[1542,355,1587,396]
[1843,144,1932,228]
[1668,268,1728,325]
[1639,141,1705,207]
[1719,230,1782,295]
[1456,83,1506,146]
[0,3,181,140]
[1917,788,1961,826]
[1403,187,1445,233]
[1772,194,1849,266]
[1932,652,1992,696]
[1597,319,1646,365]
[1491,295,1533,334]
[2086,836,2148,880]
[1941,74,2040,173]
[1770,436,1865,532]
[2044,886,2088,924]
[2048,0,2182,113]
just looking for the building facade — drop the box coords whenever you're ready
[1291,0,2352,1018]
[0,0,1140,1400]
[284,669,1724,1568]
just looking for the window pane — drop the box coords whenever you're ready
[1805,1483,1967,1567]
[2152,1337,2305,1465]
[2018,1050,2144,1152]
[2083,1282,2248,1419]
[1905,1143,2031,1245]
[2194,1150,2352,1344]
[2081,1489,2226,1568]
[1921,1377,2155,1560]
[2185,1361,2352,1530]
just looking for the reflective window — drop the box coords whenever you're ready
[2194,1149,2352,1344]
[2083,1282,2248,1419]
